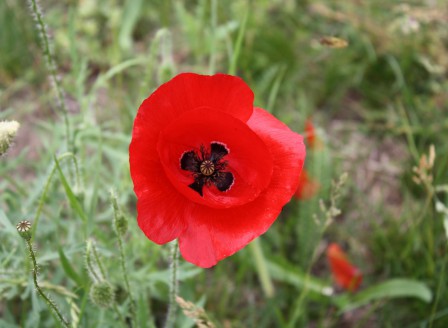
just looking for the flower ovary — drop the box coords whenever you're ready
[200,160,215,176]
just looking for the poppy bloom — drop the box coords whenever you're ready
[326,243,362,292]
[129,73,306,268]
[293,169,320,200]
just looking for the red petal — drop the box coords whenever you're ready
[136,163,189,244]
[248,108,306,199]
[327,243,363,291]
[178,107,306,267]
[158,108,273,208]
[130,73,254,197]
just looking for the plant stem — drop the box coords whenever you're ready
[288,174,347,327]
[208,0,217,74]
[112,302,126,328]
[85,247,102,283]
[228,7,248,75]
[27,0,72,152]
[429,251,448,328]
[32,152,80,239]
[26,239,71,328]
[117,234,136,327]
[91,242,106,280]
[397,102,419,163]
[249,238,274,298]
[164,240,179,328]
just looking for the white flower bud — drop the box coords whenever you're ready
[0,120,20,156]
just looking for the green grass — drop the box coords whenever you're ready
[1,0,448,327]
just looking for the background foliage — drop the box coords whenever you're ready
[1,0,447,327]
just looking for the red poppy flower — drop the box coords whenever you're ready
[327,243,362,292]
[129,73,306,268]
[293,169,320,200]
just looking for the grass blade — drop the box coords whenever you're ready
[54,155,87,223]
[337,279,433,312]
[228,8,248,75]
[58,248,83,287]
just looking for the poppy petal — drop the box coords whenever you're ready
[134,156,194,244]
[136,181,189,244]
[327,243,363,291]
[248,108,306,199]
[178,107,306,267]
[168,73,254,122]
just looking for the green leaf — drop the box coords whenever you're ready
[147,266,202,285]
[118,0,144,51]
[54,155,87,222]
[58,248,83,287]
[336,279,433,312]
[228,9,248,75]
[267,259,333,297]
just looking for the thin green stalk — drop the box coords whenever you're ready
[397,103,419,163]
[112,302,126,328]
[413,186,434,226]
[288,174,347,327]
[85,240,127,327]
[91,242,106,280]
[228,8,248,75]
[26,239,71,327]
[27,0,72,152]
[110,189,136,326]
[249,238,274,298]
[429,250,448,328]
[208,0,217,74]
[164,240,179,328]
[32,152,81,240]
[71,155,82,191]
[287,227,328,328]
[117,234,136,326]
[85,244,102,283]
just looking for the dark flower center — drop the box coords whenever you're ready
[180,142,234,196]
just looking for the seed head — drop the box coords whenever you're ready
[16,220,32,241]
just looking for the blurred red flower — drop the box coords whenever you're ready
[129,73,306,268]
[294,169,320,200]
[305,118,322,150]
[327,243,362,292]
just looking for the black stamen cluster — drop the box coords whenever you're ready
[180,142,234,196]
